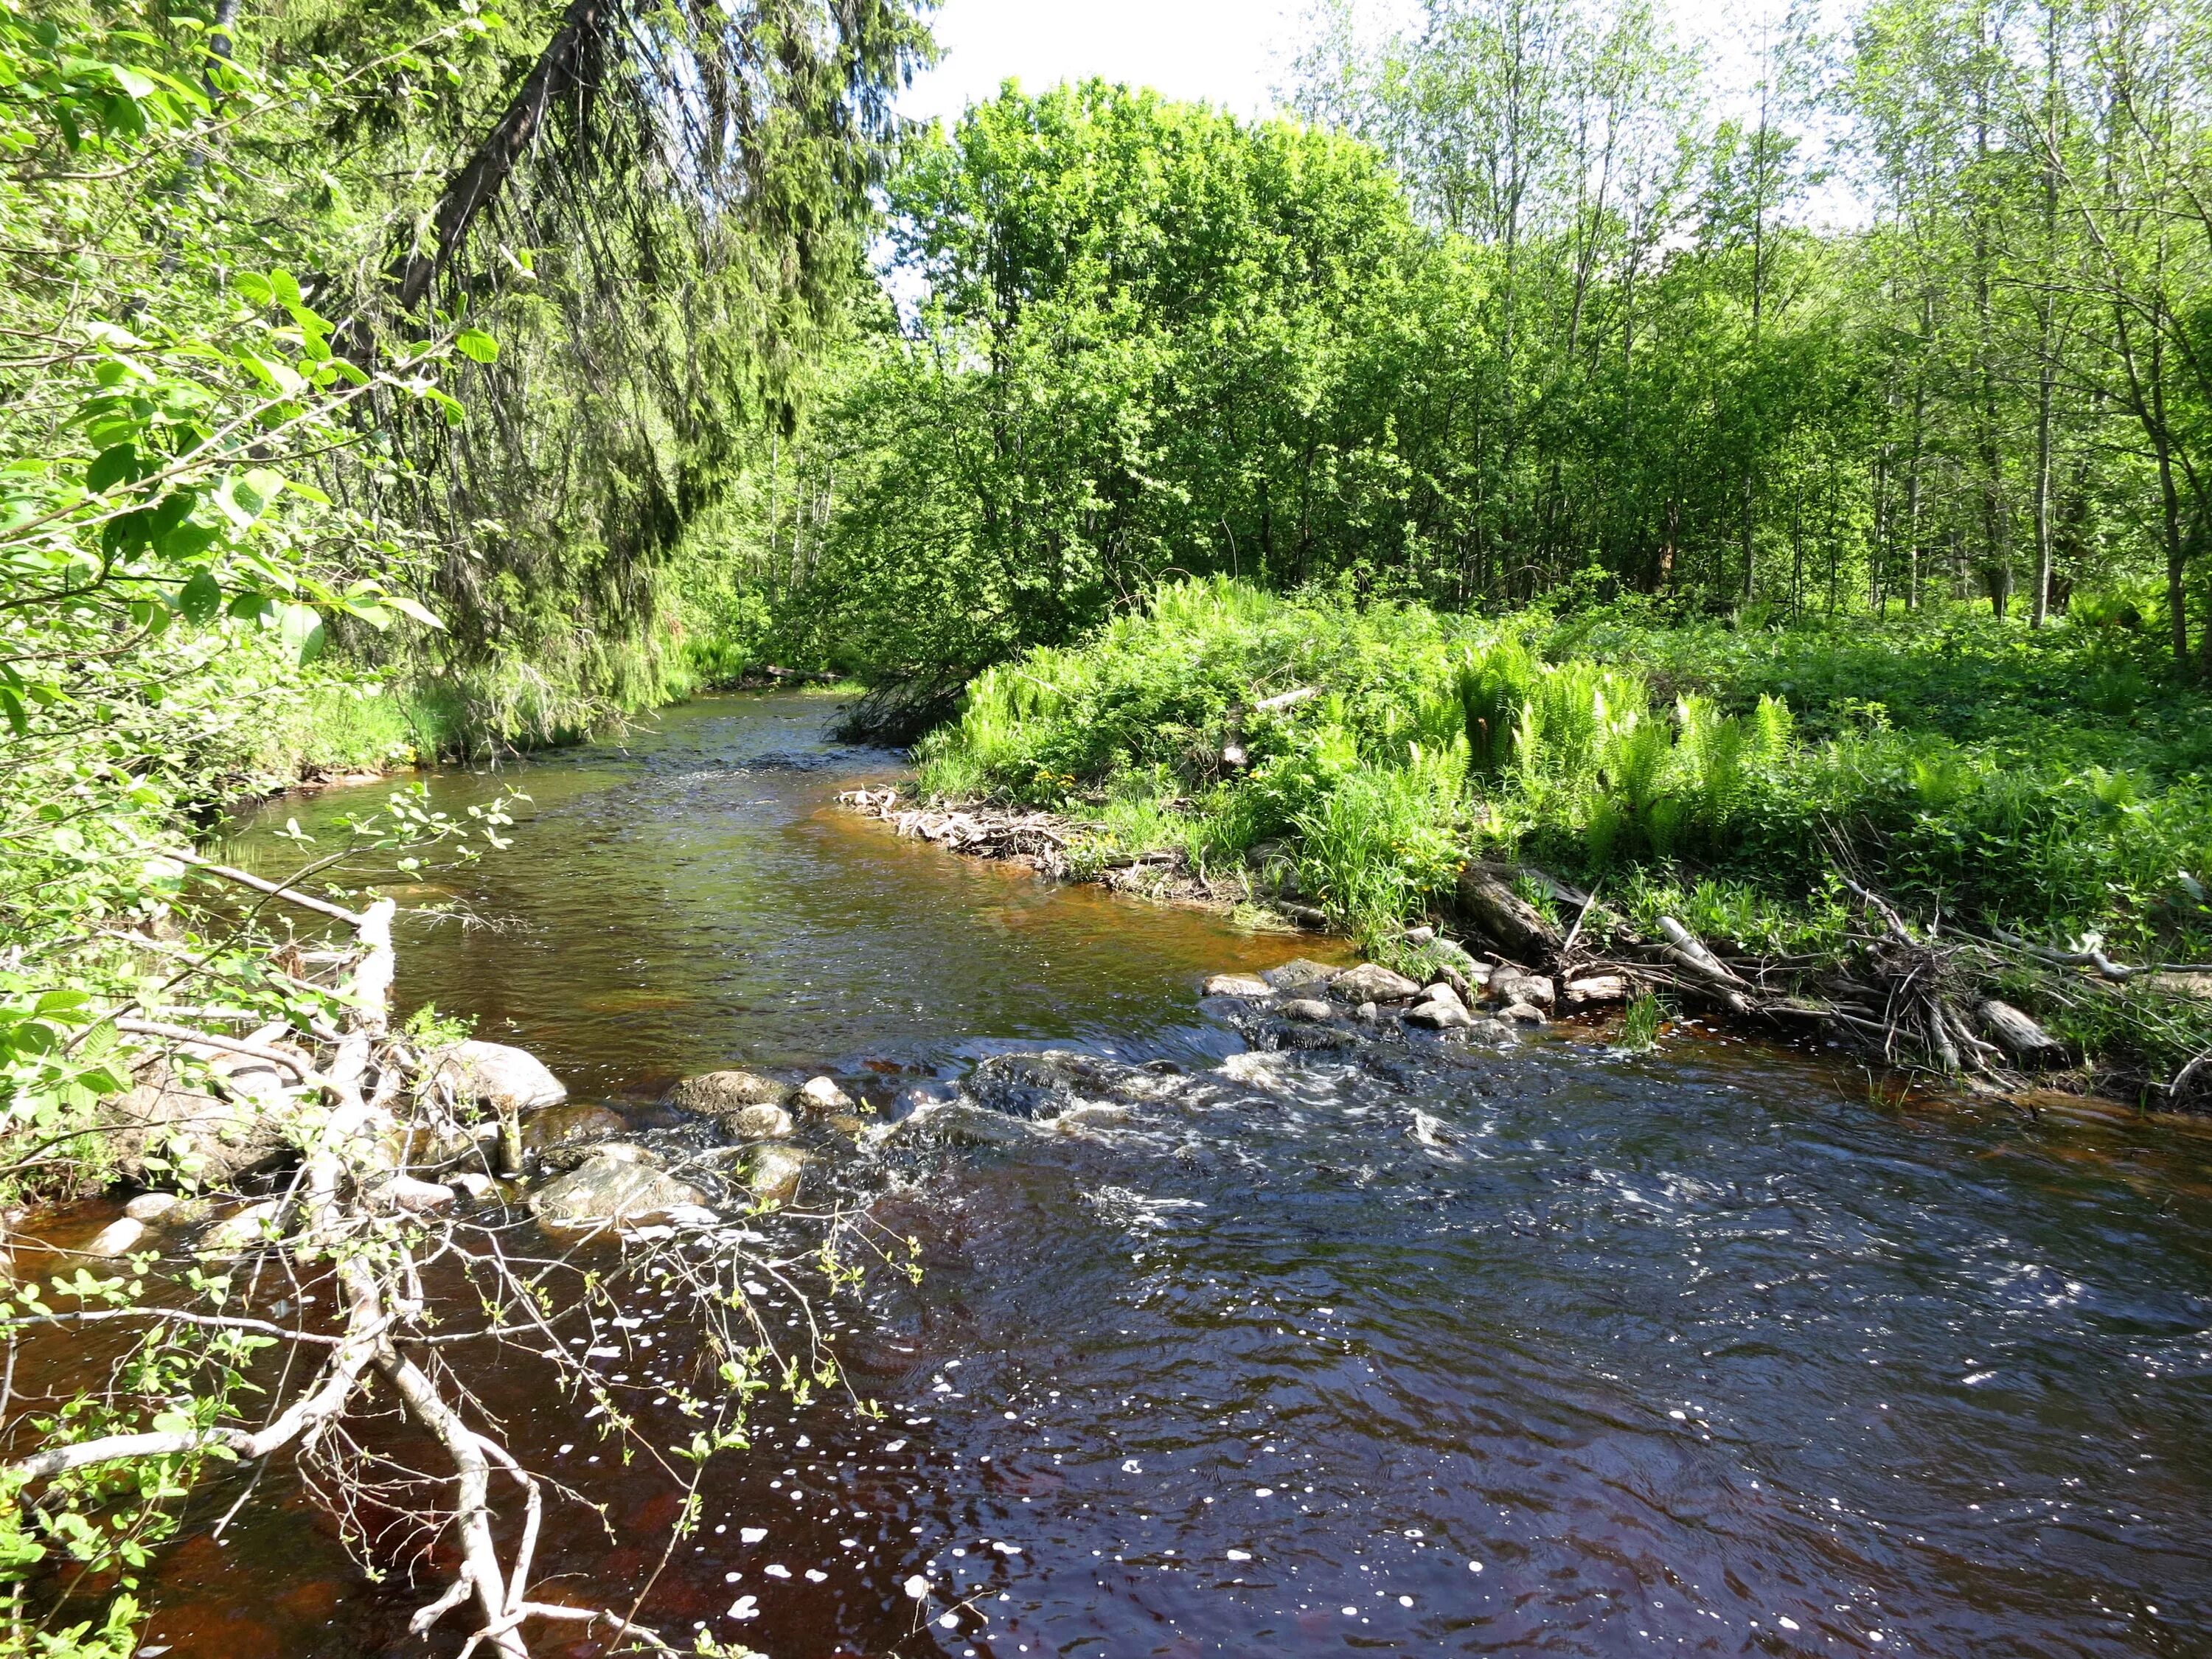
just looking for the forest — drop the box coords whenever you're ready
[3,0,2212,1652]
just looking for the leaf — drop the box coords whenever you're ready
[234,272,274,307]
[270,270,304,307]
[383,594,446,630]
[177,569,221,625]
[279,604,326,665]
[0,688,24,737]
[237,468,286,517]
[86,445,139,493]
[455,328,501,364]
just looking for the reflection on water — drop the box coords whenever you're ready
[88,695,2212,1655]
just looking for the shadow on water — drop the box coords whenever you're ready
[38,694,2212,1657]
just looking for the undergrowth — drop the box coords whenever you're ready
[916,577,2212,1092]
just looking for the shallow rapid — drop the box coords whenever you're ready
[105,695,2212,1655]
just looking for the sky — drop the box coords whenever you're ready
[895,0,1773,130]
[898,0,1312,126]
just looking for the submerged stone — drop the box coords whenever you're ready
[664,1069,795,1113]
[85,1217,147,1257]
[522,1104,628,1158]
[1277,998,1338,1023]
[530,1158,707,1231]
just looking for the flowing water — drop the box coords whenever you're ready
[33,694,2212,1658]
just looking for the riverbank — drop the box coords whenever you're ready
[900,579,2212,1108]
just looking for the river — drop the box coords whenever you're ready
[49,693,2212,1656]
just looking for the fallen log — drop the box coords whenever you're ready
[1453,866,1563,964]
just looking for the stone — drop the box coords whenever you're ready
[450,1172,496,1200]
[1330,963,1424,1004]
[383,1176,456,1213]
[1490,972,1557,1012]
[1419,982,1469,1015]
[723,1104,796,1141]
[664,1069,795,1113]
[1277,998,1338,1023]
[124,1192,182,1223]
[922,1103,1038,1148]
[85,1217,147,1257]
[200,1200,287,1256]
[1203,973,1275,998]
[745,1145,812,1205]
[1565,975,1632,1006]
[432,1041,567,1111]
[1262,958,1339,992]
[529,1158,708,1231]
[521,1104,629,1158]
[588,1141,661,1166]
[1355,1001,1381,1021]
[798,1077,856,1114]
[103,1065,288,1187]
[664,1203,721,1228]
[1403,926,1437,945]
[1405,1002,1478,1031]
[1500,1002,1548,1025]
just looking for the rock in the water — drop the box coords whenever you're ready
[1204,973,1275,998]
[723,1104,796,1141]
[433,1041,567,1110]
[963,1051,1173,1118]
[1500,1001,1548,1024]
[450,1172,496,1200]
[530,1158,708,1231]
[665,1203,721,1228]
[1331,963,1424,1004]
[124,1192,182,1223]
[104,1065,288,1186]
[1277,998,1338,1023]
[521,1104,629,1158]
[745,1145,811,1204]
[200,1200,287,1256]
[1419,982,1469,1015]
[798,1077,856,1114]
[1405,1002,1478,1031]
[383,1175,456,1213]
[1490,972,1557,1011]
[1355,1001,1381,1021]
[85,1217,147,1257]
[920,1103,1039,1148]
[1262,958,1339,992]
[664,1069,795,1113]
[1565,975,1631,1006]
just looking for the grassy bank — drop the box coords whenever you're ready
[916,578,2212,1100]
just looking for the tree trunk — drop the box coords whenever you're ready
[394,0,614,312]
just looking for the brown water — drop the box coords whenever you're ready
[35,694,2212,1657]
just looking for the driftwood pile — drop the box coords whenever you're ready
[840,787,1077,875]
[1453,861,2101,1092]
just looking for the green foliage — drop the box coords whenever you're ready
[923,578,2212,1019]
